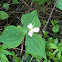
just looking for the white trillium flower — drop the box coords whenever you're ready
[27,23,40,37]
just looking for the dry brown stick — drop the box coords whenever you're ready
[42,0,58,32]
[11,48,26,52]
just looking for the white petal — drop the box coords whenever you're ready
[27,23,33,29]
[28,30,34,37]
[33,27,40,32]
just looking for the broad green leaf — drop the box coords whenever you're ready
[0,26,25,48]
[0,11,9,20]
[0,45,8,51]
[1,50,12,55]
[25,33,46,59]
[3,3,9,11]
[52,25,59,33]
[55,0,62,10]
[21,10,41,32]
[0,53,9,62]
[2,44,10,49]
[32,0,47,5]
[0,59,8,62]
[12,0,18,3]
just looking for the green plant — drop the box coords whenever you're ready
[50,20,60,33]
[0,0,62,61]
[0,44,12,62]
[49,38,62,60]
[0,11,8,20]
[3,3,9,11]
[0,10,46,60]
[43,30,49,37]
[10,51,21,62]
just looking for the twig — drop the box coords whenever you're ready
[42,0,58,31]
[11,48,26,52]
[20,0,32,10]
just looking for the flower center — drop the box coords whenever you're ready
[30,28,33,31]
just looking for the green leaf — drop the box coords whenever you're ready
[3,3,9,11]
[0,11,9,20]
[60,56,62,62]
[0,45,8,51]
[0,53,9,62]
[32,0,47,5]
[58,42,62,47]
[0,59,8,62]
[57,43,62,51]
[53,49,59,54]
[57,42,62,51]
[57,51,61,60]
[25,33,46,59]
[12,0,18,3]
[0,26,25,48]
[49,43,57,49]
[55,0,62,10]
[54,38,58,45]
[21,10,41,32]
[52,25,60,33]
[2,44,10,49]
[49,37,53,43]
[50,20,59,26]
[49,52,57,60]
[43,30,48,37]
[1,50,12,55]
